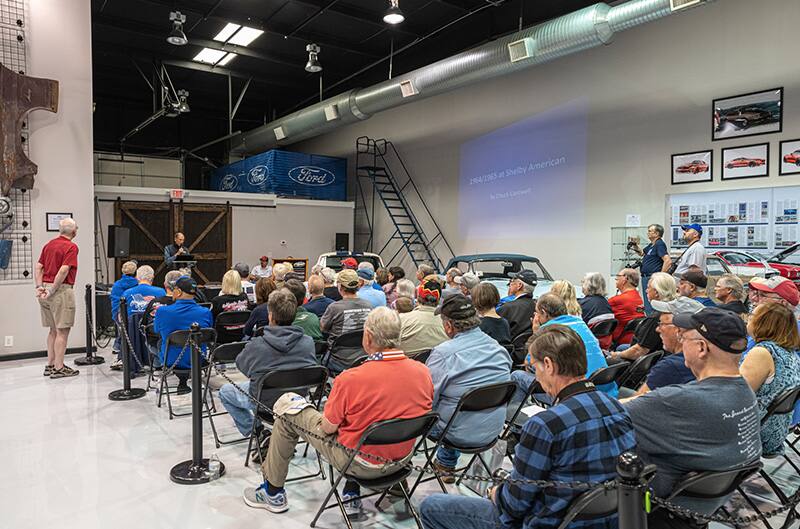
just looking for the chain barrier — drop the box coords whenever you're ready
[118,316,148,373]
[650,488,800,526]
[85,304,112,349]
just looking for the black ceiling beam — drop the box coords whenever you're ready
[128,0,383,59]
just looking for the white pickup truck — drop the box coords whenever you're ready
[314,251,385,272]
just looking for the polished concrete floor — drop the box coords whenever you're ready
[1,350,798,529]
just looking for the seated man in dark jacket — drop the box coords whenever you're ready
[497,270,538,339]
[218,288,317,444]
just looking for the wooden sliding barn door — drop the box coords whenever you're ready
[114,200,232,285]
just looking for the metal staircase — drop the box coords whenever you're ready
[355,136,454,273]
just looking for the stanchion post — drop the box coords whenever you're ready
[170,323,226,485]
[108,297,146,401]
[75,284,105,366]
[617,452,647,529]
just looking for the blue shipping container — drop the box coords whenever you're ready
[210,149,347,201]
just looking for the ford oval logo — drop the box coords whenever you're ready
[288,166,335,186]
[247,165,269,186]
[220,174,238,191]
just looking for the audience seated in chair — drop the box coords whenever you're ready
[392,278,416,311]
[442,267,463,299]
[498,269,538,340]
[357,261,383,292]
[621,297,702,400]
[242,307,433,517]
[235,262,257,304]
[142,270,182,329]
[420,325,637,529]
[453,272,479,300]
[609,268,644,345]
[382,265,405,307]
[739,302,800,456]
[243,277,276,339]
[303,275,334,318]
[426,294,511,480]
[473,282,511,346]
[399,276,449,356]
[321,267,342,301]
[211,269,251,319]
[624,307,762,527]
[610,272,676,362]
[320,269,372,351]
[512,294,617,413]
[109,260,138,355]
[549,279,583,317]
[271,262,292,289]
[579,272,615,350]
[284,279,323,341]
[355,267,387,307]
[122,265,166,317]
[714,273,748,315]
[218,288,316,451]
[153,276,213,394]
[678,268,716,308]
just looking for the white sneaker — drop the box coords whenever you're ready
[342,492,362,518]
[243,483,288,513]
[110,359,123,370]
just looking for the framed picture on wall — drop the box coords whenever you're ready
[779,139,800,176]
[671,150,713,184]
[46,212,73,232]
[721,143,769,180]
[713,87,783,141]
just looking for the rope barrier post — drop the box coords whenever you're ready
[617,452,647,529]
[108,297,146,401]
[170,322,226,485]
[76,284,105,366]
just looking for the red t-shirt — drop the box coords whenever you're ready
[324,351,433,462]
[38,236,79,285]
[609,289,644,344]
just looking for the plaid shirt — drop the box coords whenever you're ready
[497,386,636,529]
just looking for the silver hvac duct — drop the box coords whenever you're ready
[232,0,711,156]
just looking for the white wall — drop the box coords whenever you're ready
[296,0,800,284]
[0,0,94,356]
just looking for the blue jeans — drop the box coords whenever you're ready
[219,382,255,436]
[420,494,502,529]
[429,424,460,468]
[641,275,652,315]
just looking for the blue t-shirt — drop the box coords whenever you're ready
[694,296,717,307]
[356,284,387,308]
[123,283,167,315]
[154,299,214,369]
[110,275,138,319]
[641,239,668,276]
[646,352,695,390]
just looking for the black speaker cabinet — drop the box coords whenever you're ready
[335,232,349,252]
[107,225,130,258]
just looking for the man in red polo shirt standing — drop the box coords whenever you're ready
[35,217,80,379]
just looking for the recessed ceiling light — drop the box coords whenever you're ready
[228,26,264,47]
[217,52,237,66]
[193,48,227,65]
[213,22,241,42]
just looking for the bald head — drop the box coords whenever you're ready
[174,232,185,246]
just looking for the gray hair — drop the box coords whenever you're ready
[445,268,463,281]
[272,262,291,281]
[234,262,250,279]
[649,272,677,302]
[417,263,435,278]
[358,261,375,273]
[321,267,336,284]
[620,268,641,288]
[136,265,155,282]
[164,270,183,289]
[268,288,298,326]
[520,281,535,295]
[58,217,77,235]
[396,278,415,299]
[442,313,481,334]
[310,264,324,276]
[717,273,744,301]
[581,272,607,297]
[364,306,402,349]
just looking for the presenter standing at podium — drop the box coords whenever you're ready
[164,232,189,268]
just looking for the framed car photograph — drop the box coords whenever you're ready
[779,139,800,176]
[671,150,712,184]
[713,87,783,141]
[721,143,769,180]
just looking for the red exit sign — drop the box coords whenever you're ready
[169,189,185,200]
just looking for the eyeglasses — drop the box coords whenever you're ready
[656,322,676,330]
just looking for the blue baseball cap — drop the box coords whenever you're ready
[356,268,374,280]
[681,223,703,235]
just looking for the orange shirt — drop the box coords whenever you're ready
[324,351,433,462]
[609,289,644,344]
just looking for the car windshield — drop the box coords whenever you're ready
[453,258,553,281]
[325,255,381,272]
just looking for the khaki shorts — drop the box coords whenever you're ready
[39,284,76,329]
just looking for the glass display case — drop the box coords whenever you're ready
[610,226,650,276]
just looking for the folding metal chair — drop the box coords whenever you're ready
[617,350,665,389]
[409,349,432,364]
[409,380,517,495]
[199,302,213,310]
[244,365,329,480]
[556,482,618,529]
[324,330,365,375]
[310,412,439,529]
[588,362,630,387]
[214,310,252,344]
[203,341,249,448]
[158,328,216,420]
[510,330,533,366]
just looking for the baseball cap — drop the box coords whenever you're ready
[509,269,538,288]
[259,255,268,261]
[749,276,800,307]
[356,268,374,280]
[454,272,480,290]
[337,269,360,289]
[673,307,748,354]
[175,276,197,295]
[417,278,443,303]
[681,223,703,235]
[435,293,477,319]
[650,296,704,315]
[341,257,358,269]
[680,269,708,289]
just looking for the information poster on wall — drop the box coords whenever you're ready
[668,186,800,254]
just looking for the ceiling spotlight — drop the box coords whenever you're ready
[176,90,190,113]
[167,11,188,46]
[305,43,322,73]
[383,0,405,25]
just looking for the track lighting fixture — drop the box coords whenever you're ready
[167,11,188,46]
[383,0,405,25]
[305,43,322,73]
